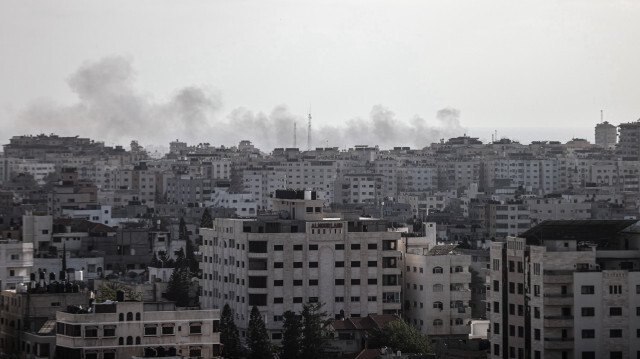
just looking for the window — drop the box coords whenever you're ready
[274,297,283,304]
[274,245,283,251]
[350,296,360,302]
[309,262,318,268]
[517,283,524,294]
[433,319,443,326]
[433,301,443,310]
[368,243,377,250]
[534,328,540,340]
[335,244,344,250]
[335,296,344,302]
[293,244,303,251]
[609,329,622,338]
[494,323,500,334]
[309,244,318,250]
[274,280,283,286]
[103,327,116,337]
[493,302,500,313]
[189,324,202,334]
[609,285,622,294]
[609,307,622,316]
[335,279,344,285]
[351,279,360,285]
[582,352,596,359]
[293,297,303,303]
[335,261,344,267]
[582,329,595,338]
[534,307,540,318]
[351,244,360,250]
[433,267,443,274]
[293,280,303,286]
[293,262,303,268]
[274,262,283,268]
[433,284,443,292]
[144,326,157,336]
[581,285,595,294]
[309,279,318,286]
[368,261,377,267]
[509,282,515,293]
[534,285,540,297]
[494,344,500,356]
[84,327,98,338]
[368,278,377,285]
[582,307,595,316]
[162,326,175,335]
[351,261,360,267]
[493,280,499,292]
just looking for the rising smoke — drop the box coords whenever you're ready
[10,56,466,151]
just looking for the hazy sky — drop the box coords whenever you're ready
[1,0,639,150]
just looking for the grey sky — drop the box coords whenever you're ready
[1,0,639,149]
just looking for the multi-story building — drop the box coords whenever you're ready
[56,300,221,358]
[595,121,618,149]
[403,244,472,339]
[617,120,640,161]
[0,239,33,290]
[0,287,90,359]
[487,220,640,359]
[199,190,402,340]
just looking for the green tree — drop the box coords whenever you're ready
[220,303,243,359]
[301,302,330,359]
[96,281,142,302]
[367,318,432,354]
[165,248,191,307]
[200,208,213,228]
[179,217,199,276]
[247,306,273,359]
[280,310,302,359]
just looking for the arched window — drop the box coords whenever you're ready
[118,313,124,322]
[136,336,141,345]
[433,267,443,274]
[118,337,123,346]
[433,319,443,326]
[433,284,443,292]
[127,312,133,321]
[127,336,133,345]
[433,301,443,310]
[136,312,141,321]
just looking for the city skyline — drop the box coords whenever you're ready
[2,1,639,149]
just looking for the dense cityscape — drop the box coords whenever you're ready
[0,117,639,358]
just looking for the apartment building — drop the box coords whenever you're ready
[487,220,640,359]
[56,300,221,358]
[0,239,33,290]
[199,190,402,340]
[403,244,472,339]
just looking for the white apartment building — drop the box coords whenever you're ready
[62,205,113,226]
[242,166,286,210]
[199,190,402,340]
[341,173,384,204]
[275,160,337,203]
[403,244,472,339]
[525,198,592,225]
[56,300,221,359]
[487,220,640,359]
[206,188,258,217]
[0,239,34,290]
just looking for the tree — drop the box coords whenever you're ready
[301,302,331,359]
[280,310,302,359]
[96,282,142,302]
[165,248,191,307]
[367,318,432,354]
[180,217,199,276]
[247,306,273,359]
[200,208,213,228]
[220,303,243,359]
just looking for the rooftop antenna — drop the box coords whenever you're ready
[601,109,604,123]
[293,121,297,148]
[307,105,312,151]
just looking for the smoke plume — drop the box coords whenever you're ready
[10,56,466,152]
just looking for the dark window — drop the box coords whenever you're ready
[293,262,303,268]
[351,261,360,267]
[368,278,377,285]
[534,329,540,340]
[610,329,622,338]
[144,327,157,336]
[274,262,283,268]
[248,241,268,253]
[582,329,595,338]
[610,307,622,316]
[351,279,360,285]
[309,262,318,268]
[368,243,377,250]
[189,324,202,334]
[582,307,595,316]
[582,352,596,359]
[103,327,116,337]
[293,244,303,251]
[274,297,283,304]
[162,326,174,335]
[351,244,360,250]
[84,327,98,338]
[309,244,318,250]
[274,245,283,251]
[335,244,344,250]
[335,279,344,285]
[335,261,344,267]
[368,261,377,267]
[293,280,303,286]
[581,285,595,294]
[309,279,318,286]
[274,280,283,286]
[293,297,303,303]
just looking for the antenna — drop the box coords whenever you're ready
[307,105,312,151]
[601,109,604,123]
[293,121,297,148]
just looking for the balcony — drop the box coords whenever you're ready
[543,293,573,306]
[543,315,574,328]
[544,337,574,350]
[543,271,573,284]
[450,290,471,301]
